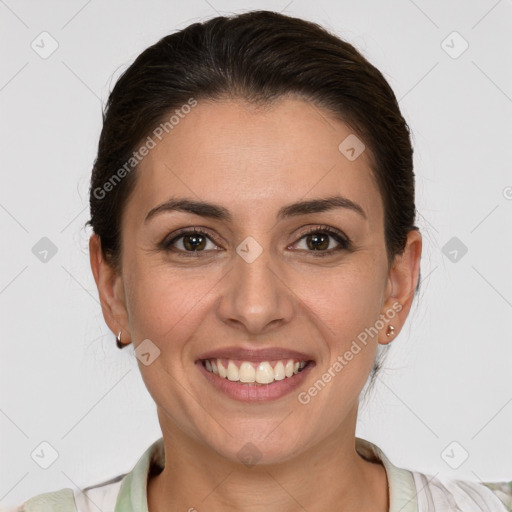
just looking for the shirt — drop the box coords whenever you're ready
[10,437,512,512]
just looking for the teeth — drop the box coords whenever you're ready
[203,358,309,384]
[239,362,255,382]
[217,360,227,378]
[274,361,285,381]
[255,362,274,384]
[227,360,239,381]
[285,360,294,378]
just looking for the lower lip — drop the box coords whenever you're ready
[196,360,315,402]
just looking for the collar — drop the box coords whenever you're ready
[114,436,418,512]
[356,437,418,512]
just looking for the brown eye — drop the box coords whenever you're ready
[178,233,208,251]
[305,232,330,251]
[292,226,350,255]
[162,228,220,253]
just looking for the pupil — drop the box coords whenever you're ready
[309,233,328,251]
[185,235,205,251]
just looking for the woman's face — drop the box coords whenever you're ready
[92,96,421,464]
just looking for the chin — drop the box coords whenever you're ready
[205,428,308,467]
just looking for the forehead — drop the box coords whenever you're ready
[126,97,383,228]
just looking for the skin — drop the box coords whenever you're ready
[90,95,422,512]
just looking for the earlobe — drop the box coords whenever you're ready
[378,229,422,344]
[89,234,130,342]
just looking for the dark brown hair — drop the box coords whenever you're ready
[85,10,420,399]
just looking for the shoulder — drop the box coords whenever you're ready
[5,474,126,512]
[2,488,77,512]
[6,437,164,512]
[481,481,512,511]
[411,471,512,512]
[355,437,511,512]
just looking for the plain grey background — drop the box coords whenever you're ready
[1,0,511,508]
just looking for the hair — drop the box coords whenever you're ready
[85,9,420,403]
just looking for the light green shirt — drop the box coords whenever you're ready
[15,437,512,512]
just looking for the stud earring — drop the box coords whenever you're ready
[116,331,124,349]
[386,325,395,337]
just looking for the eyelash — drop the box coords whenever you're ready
[160,225,351,257]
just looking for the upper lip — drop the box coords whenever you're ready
[196,346,315,363]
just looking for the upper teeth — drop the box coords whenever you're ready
[204,359,307,384]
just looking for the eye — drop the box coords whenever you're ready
[159,225,351,256]
[291,226,350,255]
[161,227,221,254]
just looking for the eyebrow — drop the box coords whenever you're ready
[144,194,367,224]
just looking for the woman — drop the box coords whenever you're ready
[12,9,512,512]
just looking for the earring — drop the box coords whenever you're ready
[386,325,395,337]
[116,331,124,349]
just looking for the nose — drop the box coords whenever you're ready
[217,244,295,335]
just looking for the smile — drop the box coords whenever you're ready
[197,357,315,402]
[203,358,308,384]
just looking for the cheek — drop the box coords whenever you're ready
[297,263,384,336]
[293,261,385,391]
[124,259,226,355]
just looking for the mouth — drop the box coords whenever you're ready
[201,357,311,384]
[195,347,316,402]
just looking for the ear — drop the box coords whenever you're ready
[89,234,131,345]
[378,229,422,344]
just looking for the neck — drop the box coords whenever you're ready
[147,410,389,512]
